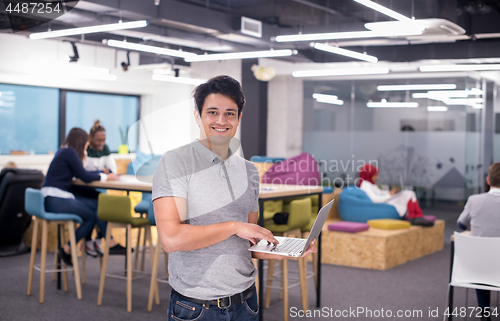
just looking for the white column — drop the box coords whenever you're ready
[267,75,303,158]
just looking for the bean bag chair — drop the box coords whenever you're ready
[338,187,400,223]
[262,152,320,186]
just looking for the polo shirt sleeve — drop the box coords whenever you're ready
[457,196,472,229]
[152,151,189,201]
[249,164,260,212]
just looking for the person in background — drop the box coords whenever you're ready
[42,128,125,266]
[153,75,316,321]
[84,120,117,174]
[3,161,17,168]
[358,164,434,227]
[457,162,500,321]
[78,120,119,253]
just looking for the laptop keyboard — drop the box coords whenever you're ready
[271,238,306,256]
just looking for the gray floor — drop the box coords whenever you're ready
[1,204,497,321]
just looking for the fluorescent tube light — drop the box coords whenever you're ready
[412,89,483,100]
[419,64,500,72]
[293,67,389,78]
[411,93,428,99]
[377,84,457,91]
[152,74,205,85]
[48,64,117,81]
[30,20,148,40]
[313,93,338,100]
[316,97,344,105]
[364,21,426,33]
[275,29,423,42]
[427,106,448,112]
[472,105,483,109]
[184,49,296,62]
[353,0,412,21]
[312,43,378,63]
[367,101,418,108]
[106,40,197,59]
[443,98,483,105]
[313,93,344,105]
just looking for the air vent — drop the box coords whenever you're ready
[241,16,262,38]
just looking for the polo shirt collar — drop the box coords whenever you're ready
[191,139,236,165]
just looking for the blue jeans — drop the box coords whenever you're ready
[44,195,108,244]
[168,288,259,321]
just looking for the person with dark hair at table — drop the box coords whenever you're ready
[84,120,117,174]
[42,128,125,266]
[457,162,500,321]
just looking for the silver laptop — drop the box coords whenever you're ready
[249,199,334,257]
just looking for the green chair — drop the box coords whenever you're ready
[96,194,152,312]
[264,198,312,320]
[263,199,283,220]
[284,195,320,290]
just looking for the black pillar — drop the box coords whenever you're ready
[240,59,268,160]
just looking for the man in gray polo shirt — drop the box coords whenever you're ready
[457,162,500,321]
[152,75,316,321]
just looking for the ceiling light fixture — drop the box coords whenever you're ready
[427,106,448,112]
[353,0,412,21]
[412,88,483,100]
[364,21,426,33]
[184,49,296,62]
[63,42,79,63]
[312,93,344,105]
[367,101,418,108]
[377,84,457,91]
[51,65,117,81]
[30,20,148,40]
[105,40,197,59]
[275,29,423,42]
[312,43,378,63]
[121,51,131,71]
[442,98,483,105]
[151,74,205,85]
[419,64,500,72]
[293,67,389,78]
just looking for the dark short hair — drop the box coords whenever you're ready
[193,75,245,117]
[63,127,88,163]
[489,163,500,187]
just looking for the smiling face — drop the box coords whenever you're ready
[195,93,241,147]
[90,130,106,151]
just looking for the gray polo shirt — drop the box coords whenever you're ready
[152,140,260,300]
[457,188,500,237]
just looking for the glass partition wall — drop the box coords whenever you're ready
[303,76,485,203]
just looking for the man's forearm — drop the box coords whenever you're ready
[158,221,238,253]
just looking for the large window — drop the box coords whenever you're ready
[303,77,483,202]
[0,84,139,155]
[65,91,139,152]
[0,84,59,154]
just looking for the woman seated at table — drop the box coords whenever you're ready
[84,120,117,174]
[42,127,124,266]
[357,164,433,227]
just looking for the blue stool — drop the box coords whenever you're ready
[147,201,169,311]
[134,192,152,214]
[25,188,83,303]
